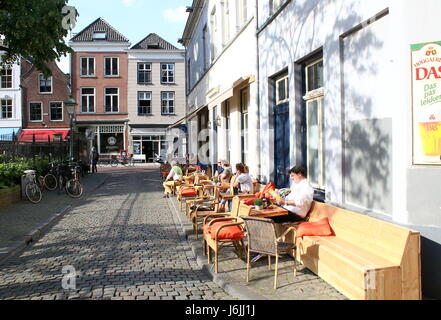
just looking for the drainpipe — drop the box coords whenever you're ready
[255,0,262,181]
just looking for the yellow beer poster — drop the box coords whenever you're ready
[412,41,441,165]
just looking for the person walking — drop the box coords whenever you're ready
[91,147,99,173]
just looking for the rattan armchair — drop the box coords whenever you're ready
[202,197,251,273]
[241,216,298,289]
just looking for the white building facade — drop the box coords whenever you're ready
[0,51,22,138]
[257,0,441,298]
[128,34,186,162]
[182,0,259,176]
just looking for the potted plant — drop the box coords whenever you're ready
[254,198,264,210]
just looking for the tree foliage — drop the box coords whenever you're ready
[0,0,77,75]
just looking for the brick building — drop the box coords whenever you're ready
[19,59,70,142]
[69,18,130,158]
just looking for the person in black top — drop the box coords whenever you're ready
[91,147,99,173]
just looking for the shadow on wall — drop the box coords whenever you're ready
[259,0,391,214]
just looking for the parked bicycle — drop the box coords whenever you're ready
[97,157,119,167]
[41,162,58,191]
[24,170,42,204]
[65,163,83,198]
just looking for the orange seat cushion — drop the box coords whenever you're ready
[203,221,244,240]
[296,217,334,238]
[181,188,198,197]
[243,197,257,205]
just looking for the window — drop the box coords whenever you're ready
[93,31,106,40]
[221,0,230,46]
[275,74,289,104]
[210,7,218,62]
[138,92,152,115]
[30,102,42,121]
[104,57,119,77]
[303,59,325,189]
[203,25,210,71]
[236,0,248,30]
[138,63,152,84]
[241,88,249,164]
[160,63,175,84]
[270,0,284,14]
[161,92,175,115]
[50,102,63,121]
[81,88,95,113]
[80,57,95,77]
[39,74,52,93]
[0,66,12,88]
[105,88,119,112]
[1,99,12,119]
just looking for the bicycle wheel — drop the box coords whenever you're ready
[25,183,42,204]
[44,174,57,191]
[97,160,106,167]
[65,180,83,198]
[110,159,119,167]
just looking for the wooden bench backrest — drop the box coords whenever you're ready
[308,201,411,265]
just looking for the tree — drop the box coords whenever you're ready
[0,0,77,75]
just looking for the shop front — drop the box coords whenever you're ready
[128,126,169,163]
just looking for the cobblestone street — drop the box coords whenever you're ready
[0,168,232,300]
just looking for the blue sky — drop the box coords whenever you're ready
[58,0,191,72]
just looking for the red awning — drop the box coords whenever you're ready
[19,129,70,142]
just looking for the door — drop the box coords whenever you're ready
[143,141,159,163]
[274,103,290,188]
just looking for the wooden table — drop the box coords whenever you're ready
[250,206,288,218]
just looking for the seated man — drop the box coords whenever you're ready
[162,160,183,198]
[272,166,314,223]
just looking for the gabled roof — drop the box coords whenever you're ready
[71,18,129,42]
[131,33,179,50]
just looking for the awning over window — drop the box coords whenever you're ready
[18,129,70,142]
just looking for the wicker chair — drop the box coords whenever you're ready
[202,197,251,273]
[187,186,222,239]
[241,216,298,289]
[176,175,206,211]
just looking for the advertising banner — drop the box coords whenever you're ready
[412,41,441,165]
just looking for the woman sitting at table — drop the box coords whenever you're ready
[233,163,254,194]
[162,160,183,198]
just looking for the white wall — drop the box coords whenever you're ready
[0,53,22,129]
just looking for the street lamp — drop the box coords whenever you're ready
[64,97,77,166]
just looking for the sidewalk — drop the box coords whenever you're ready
[0,172,108,264]
[166,196,347,300]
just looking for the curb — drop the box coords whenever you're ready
[0,174,108,266]
[166,196,268,301]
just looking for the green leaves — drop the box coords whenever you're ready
[0,157,49,189]
[0,0,77,76]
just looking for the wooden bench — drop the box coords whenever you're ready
[295,201,421,300]
[132,154,146,163]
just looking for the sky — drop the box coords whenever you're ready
[57,0,191,72]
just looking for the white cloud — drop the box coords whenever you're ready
[163,6,188,23]
[121,0,138,7]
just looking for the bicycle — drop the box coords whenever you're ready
[65,163,83,198]
[97,158,119,167]
[41,162,58,191]
[24,170,42,204]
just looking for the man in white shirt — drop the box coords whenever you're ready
[273,166,314,223]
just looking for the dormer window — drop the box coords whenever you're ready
[92,31,106,40]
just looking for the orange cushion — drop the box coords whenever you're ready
[296,217,333,238]
[203,221,226,234]
[243,197,257,205]
[210,224,244,240]
[181,188,197,197]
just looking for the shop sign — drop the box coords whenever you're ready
[412,41,441,165]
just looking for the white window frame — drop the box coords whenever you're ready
[275,74,289,104]
[104,57,119,77]
[93,31,107,40]
[104,87,119,113]
[80,57,95,77]
[138,91,152,115]
[29,101,43,122]
[49,101,64,122]
[210,7,218,62]
[161,91,175,115]
[0,66,13,89]
[38,74,53,94]
[80,87,95,113]
[160,63,175,84]
[236,0,248,31]
[138,63,152,84]
[303,58,325,190]
[221,0,230,47]
[0,99,13,119]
